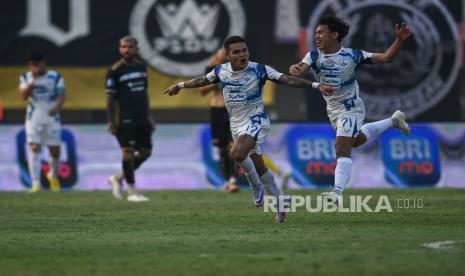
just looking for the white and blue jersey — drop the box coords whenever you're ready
[302,47,373,137]
[206,62,282,154]
[19,70,65,124]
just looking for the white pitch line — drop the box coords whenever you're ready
[422,240,456,250]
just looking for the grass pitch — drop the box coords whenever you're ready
[1,189,464,276]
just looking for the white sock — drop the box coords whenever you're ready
[360,118,393,140]
[239,157,262,187]
[260,170,283,197]
[334,157,352,193]
[28,150,41,185]
[49,158,59,177]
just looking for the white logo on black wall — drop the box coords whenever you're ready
[307,0,460,119]
[130,0,246,76]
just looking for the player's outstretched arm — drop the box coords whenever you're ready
[372,23,412,64]
[277,74,338,95]
[289,62,310,77]
[163,75,214,96]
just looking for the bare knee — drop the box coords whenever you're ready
[122,148,135,161]
[230,147,247,163]
[138,148,152,161]
[49,146,60,159]
[29,144,41,153]
[335,137,353,158]
[353,133,367,148]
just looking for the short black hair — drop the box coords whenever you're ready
[223,36,246,51]
[318,15,350,42]
[26,51,46,63]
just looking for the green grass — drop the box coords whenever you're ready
[1,189,464,276]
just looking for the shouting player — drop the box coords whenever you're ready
[289,16,412,203]
[164,36,336,223]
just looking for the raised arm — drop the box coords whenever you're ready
[277,74,338,95]
[371,23,412,64]
[163,75,214,96]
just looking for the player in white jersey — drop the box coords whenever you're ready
[19,52,65,192]
[164,36,336,223]
[290,16,412,203]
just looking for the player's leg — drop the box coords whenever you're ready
[26,121,43,192]
[47,145,61,192]
[229,134,264,206]
[322,113,359,203]
[354,110,410,148]
[262,154,291,189]
[250,154,287,223]
[28,143,42,192]
[125,125,152,202]
[45,123,62,192]
[212,107,238,192]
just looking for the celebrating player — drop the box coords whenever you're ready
[164,36,336,223]
[106,36,155,202]
[19,52,65,192]
[289,15,412,203]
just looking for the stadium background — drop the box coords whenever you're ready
[0,0,464,190]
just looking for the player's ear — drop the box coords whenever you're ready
[331,32,339,40]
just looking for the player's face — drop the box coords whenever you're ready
[119,41,139,61]
[315,25,339,51]
[226,42,249,71]
[28,60,47,77]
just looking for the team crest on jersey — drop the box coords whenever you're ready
[307,0,460,119]
[130,0,245,76]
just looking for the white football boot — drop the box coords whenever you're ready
[391,110,411,135]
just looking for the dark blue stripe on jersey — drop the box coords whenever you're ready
[256,63,267,88]
[340,77,356,88]
[214,64,222,84]
[310,51,320,73]
[352,117,358,137]
[27,102,35,120]
[246,89,262,102]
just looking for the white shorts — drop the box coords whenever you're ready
[329,108,365,137]
[25,121,61,146]
[231,112,270,155]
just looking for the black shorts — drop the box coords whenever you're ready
[210,107,232,147]
[116,125,152,149]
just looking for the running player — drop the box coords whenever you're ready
[289,16,412,203]
[106,36,155,202]
[164,36,336,223]
[19,52,65,192]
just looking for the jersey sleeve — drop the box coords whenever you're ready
[264,65,283,81]
[55,74,65,94]
[206,64,221,83]
[105,69,117,94]
[358,50,373,64]
[301,52,313,66]
[19,74,28,90]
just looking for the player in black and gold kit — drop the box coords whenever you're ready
[106,36,154,202]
